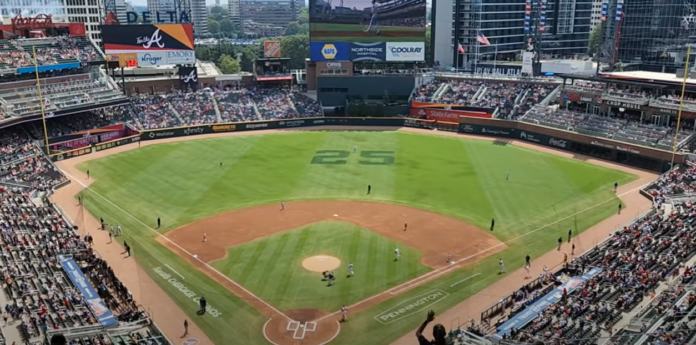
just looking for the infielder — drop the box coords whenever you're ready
[395,248,400,261]
[203,233,207,242]
[341,305,348,322]
[348,262,354,277]
[281,201,285,211]
[499,259,505,273]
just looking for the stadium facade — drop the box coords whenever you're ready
[434,0,592,68]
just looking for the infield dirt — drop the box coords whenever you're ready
[50,126,658,345]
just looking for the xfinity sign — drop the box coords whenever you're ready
[386,42,425,61]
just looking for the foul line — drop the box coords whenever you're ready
[450,273,481,287]
[60,170,292,321]
[313,182,651,323]
[164,264,185,279]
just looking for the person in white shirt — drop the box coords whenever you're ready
[395,248,400,261]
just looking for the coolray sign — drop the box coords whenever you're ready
[280,120,306,127]
[374,289,449,324]
[212,124,236,132]
[183,127,205,135]
[152,267,222,317]
[167,50,196,64]
[245,123,268,129]
[385,42,425,61]
[349,43,386,62]
[126,11,190,23]
[137,52,166,65]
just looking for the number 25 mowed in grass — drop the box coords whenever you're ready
[311,150,395,165]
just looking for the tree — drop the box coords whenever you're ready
[588,24,602,56]
[219,54,242,74]
[279,34,309,69]
[284,21,309,35]
[298,7,309,25]
[240,45,260,72]
[208,19,221,34]
[425,27,432,65]
[220,18,235,33]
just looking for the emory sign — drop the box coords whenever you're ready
[126,11,190,23]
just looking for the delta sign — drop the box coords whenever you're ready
[126,11,191,24]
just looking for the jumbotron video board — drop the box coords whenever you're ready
[309,0,426,62]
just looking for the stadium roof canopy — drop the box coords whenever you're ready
[555,73,669,89]
[600,71,696,88]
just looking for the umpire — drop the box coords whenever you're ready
[199,296,207,314]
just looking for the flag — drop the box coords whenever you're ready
[457,43,466,54]
[477,31,491,45]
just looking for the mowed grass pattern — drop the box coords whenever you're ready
[76,131,637,345]
[212,221,431,311]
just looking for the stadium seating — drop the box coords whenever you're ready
[249,89,300,120]
[215,90,258,123]
[486,199,696,345]
[130,95,182,130]
[289,92,323,118]
[167,91,219,125]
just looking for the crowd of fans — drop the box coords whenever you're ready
[471,196,696,345]
[0,131,65,190]
[215,90,258,123]
[249,88,300,120]
[167,92,218,125]
[645,164,696,199]
[0,36,102,69]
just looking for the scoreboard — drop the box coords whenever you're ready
[106,53,137,68]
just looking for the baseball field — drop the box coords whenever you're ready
[64,129,639,345]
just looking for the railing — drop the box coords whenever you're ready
[603,91,650,104]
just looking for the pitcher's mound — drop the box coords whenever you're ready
[302,255,340,272]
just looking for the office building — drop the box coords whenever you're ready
[602,0,691,72]
[190,0,208,36]
[146,0,176,22]
[0,0,104,42]
[240,0,301,27]
[435,0,591,69]
[228,0,241,23]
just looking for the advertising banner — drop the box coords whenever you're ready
[137,52,167,66]
[94,135,140,151]
[264,41,281,58]
[522,52,534,75]
[410,108,493,122]
[102,24,195,54]
[178,66,198,89]
[385,42,425,61]
[165,50,196,64]
[309,0,426,43]
[349,42,386,61]
[48,124,125,145]
[310,42,351,61]
[58,255,118,328]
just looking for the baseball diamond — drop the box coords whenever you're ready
[47,128,653,345]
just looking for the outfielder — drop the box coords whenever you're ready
[348,262,354,277]
[395,248,400,261]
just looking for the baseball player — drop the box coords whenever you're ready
[353,146,357,153]
[404,222,408,231]
[499,259,505,273]
[117,225,122,236]
[364,0,380,35]
[341,305,348,322]
[348,262,354,277]
[395,248,400,261]
[203,233,207,242]
[281,201,285,211]
[447,253,451,263]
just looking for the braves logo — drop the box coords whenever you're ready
[138,29,165,49]
[181,70,198,83]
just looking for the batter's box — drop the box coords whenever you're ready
[287,321,317,339]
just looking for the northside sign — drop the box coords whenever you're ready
[126,11,191,23]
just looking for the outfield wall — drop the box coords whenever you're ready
[47,116,683,172]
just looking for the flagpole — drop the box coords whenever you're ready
[32,47,51,155]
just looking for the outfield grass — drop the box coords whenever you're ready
[212,221,431,311]
[76,131,637,345]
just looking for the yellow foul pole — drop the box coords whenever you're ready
[672,45,692,168]
[32,46,51,155]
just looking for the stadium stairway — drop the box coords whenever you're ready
[166,101,185,124]
[251,102,262,121]
[432,83,449,102]
[286,95,299,114]
[211,97,223,123]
